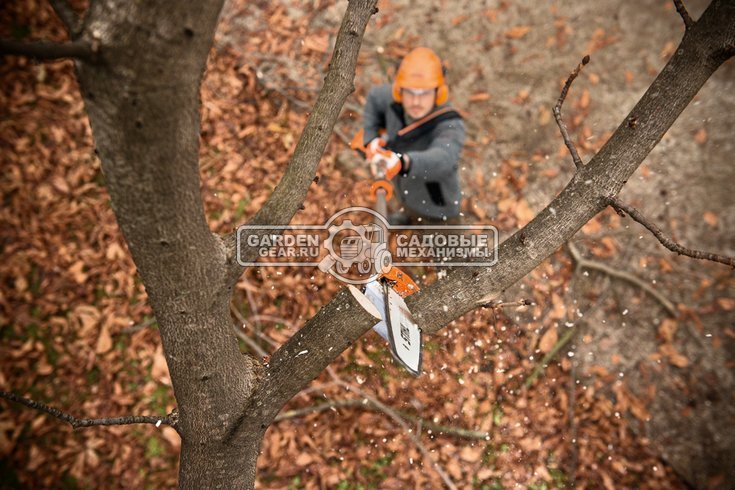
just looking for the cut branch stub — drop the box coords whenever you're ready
[0,39,97,62]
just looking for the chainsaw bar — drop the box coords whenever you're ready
[381,279,422,376]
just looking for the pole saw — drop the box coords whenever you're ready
[346,129,424,376]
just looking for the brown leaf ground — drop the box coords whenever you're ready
[3,0,732,488]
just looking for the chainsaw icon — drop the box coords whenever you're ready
[318,219,393,280]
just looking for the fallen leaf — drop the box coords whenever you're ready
[716,298,735,311]
[469,92,491,102]
[95,322,112,354]
[451,14,469,26]
[578,88,590,110]
[161,427,181,450]
[295,452,314,466]
[694,127,708,145]
[151,345,171,385]
[512,88,530,105]
[505,26,531,39]
[515,199,534,224]
[68,261,88,284]
[538,106,551,125]
[539,326,558,353]
[459,446,482,462]
[703,211,718,227]
[658,319,677,343]
[669,351,689,368]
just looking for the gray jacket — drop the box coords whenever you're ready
[363,84,465,220]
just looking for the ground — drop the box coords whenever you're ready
[0,0,733,488]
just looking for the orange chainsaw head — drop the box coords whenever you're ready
[392,47,448,107]
[381,266,419,298]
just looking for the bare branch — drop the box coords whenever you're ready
[608,197,735,268]
[567,241,678,316]
[479,298,533,309]
[225,0,379,279]
[0,390,178,431]
[524,326,577,388]
[673,0,695,29]
[117,316,157,335]
[327,369,459,490]
[553,55,590,170]
[49,0,82,36]
[0,39,96,61]
[274,397,489,440]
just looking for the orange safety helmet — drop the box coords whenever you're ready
[392,47,448,105]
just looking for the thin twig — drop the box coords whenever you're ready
[375,46,391,81]
[244,282,262,330]
[230,302,270,358]
[234,329,269,358]
[118,316,157,335]
[553,55,590,170]
[249,313,295,329]
[49,0,82,36]
[327,368,459,490]
[0,39,96,61]
[0,391,178,431]
[274,398,490,440]
[523,326,577,388]
[673,0,695,29]
[333,125,353,147]
[480,298,533,309]
[608,197,735,268]
[568,241,678,316]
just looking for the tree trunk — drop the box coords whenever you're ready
[74,0,377,486]
[76,1,261,486]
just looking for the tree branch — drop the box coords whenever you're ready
[247,0,735,431]
[673,0,695,29]
[0,390,178,431]
[479,298,533,309]
[49,0,82,37]
[608,197,735,268]
[524,326,577,388]
[0,39,96,61]
[224,0,379,282]
[553,54,590,170]
[274,397,490,440]
[567,241,678,316]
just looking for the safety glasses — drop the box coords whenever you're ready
[401,87,435,97]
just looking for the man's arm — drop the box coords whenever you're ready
[363,84,391,144]
[402,118,465,179]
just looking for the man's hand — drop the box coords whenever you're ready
[365,137,386,161]
[370,148,402,180]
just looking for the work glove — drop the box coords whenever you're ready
[365,137,387,161]
[370,148,403,180]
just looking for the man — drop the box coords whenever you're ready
[362,46,465,224]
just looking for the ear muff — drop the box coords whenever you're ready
[435,84,449,105]
[392,81,402,103]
